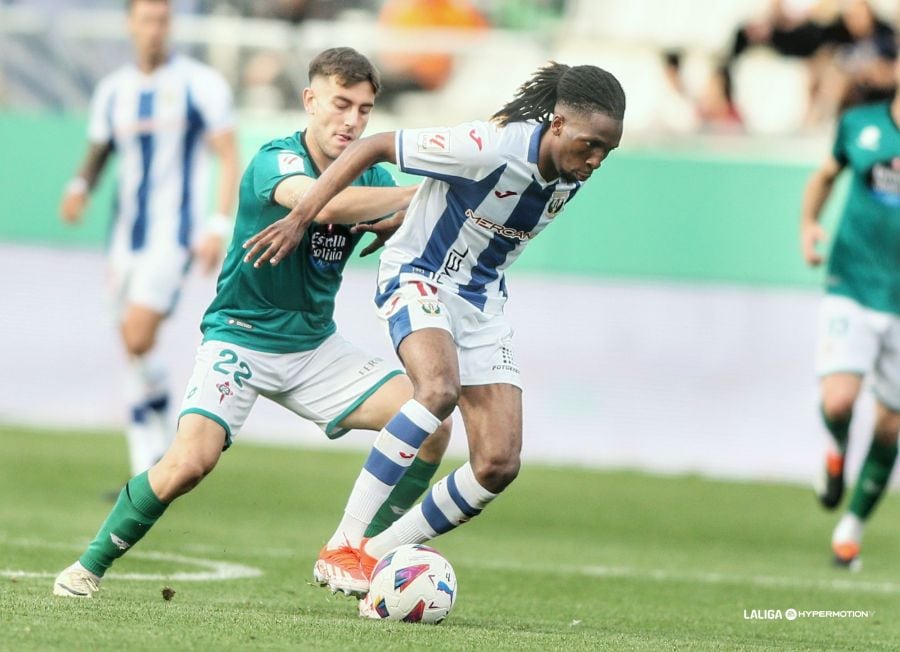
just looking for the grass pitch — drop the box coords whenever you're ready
[1,425,898,650]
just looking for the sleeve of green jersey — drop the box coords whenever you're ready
[831,113,849,166]
[252,144,312,205]
[365,163,399,189]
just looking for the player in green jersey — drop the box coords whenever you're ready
[800,93,900,569]
[52,47,450,599]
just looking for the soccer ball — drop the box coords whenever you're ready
[365,544,457,624]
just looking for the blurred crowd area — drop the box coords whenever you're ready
[3,0,900,138]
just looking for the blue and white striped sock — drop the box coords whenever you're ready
[328,400,440,549]
[366,462,498,558]
[125,353,170,475]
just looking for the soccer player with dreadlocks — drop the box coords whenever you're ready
[244,62,626,605]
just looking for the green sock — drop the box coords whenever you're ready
[821,406,851,454]
[365,457,440,537]
[849,439,898,520]
[79,471,168,576]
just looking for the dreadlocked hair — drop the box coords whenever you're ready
[491,62,625,126]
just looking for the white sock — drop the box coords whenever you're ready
[125,352,170,475]
[832,512,864,545]
[366,462,497,559]
[327,400,440,549]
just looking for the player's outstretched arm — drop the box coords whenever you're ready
[353,210,406,257]
[59,142,113,225]
[243,132,397,267]
[273,175,415,226]
[800,154,842,267]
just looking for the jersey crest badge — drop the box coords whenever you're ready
[417,130,451,154]
[858,126,880,151]
[547,190,570,216]
[419,299,442,316]
[278,151,305,174]
[217,380,233,404]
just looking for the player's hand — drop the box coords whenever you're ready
[352,211,405,257]
[800,221,826,266]
[60,191,87,225]
[242,215,309,267]
[193,233,226,275]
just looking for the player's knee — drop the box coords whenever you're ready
[821,394,855,423]
[122,326,156,357]
[156,456,213,500]
[471,454,520,494]
[873,428,899,446]
[873,414,900,445]
[414,382,459,420]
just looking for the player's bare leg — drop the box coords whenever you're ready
[358,383,520,616]
[360,383,522,563]
[314,344,454,596]
[313,328,459,596]
[53,415,225,597]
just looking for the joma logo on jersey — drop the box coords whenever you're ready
[465,210,534,241]
[468,128,483,151]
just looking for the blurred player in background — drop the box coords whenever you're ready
[800,61,900,569]
[244,62,625,606]
[52,46,450,599]
[58,0,239,476]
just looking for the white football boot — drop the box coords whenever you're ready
[831,512,864,571]
[53,562,101,598]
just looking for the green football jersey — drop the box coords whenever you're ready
[829,101,900,315]
[201,131,396,352]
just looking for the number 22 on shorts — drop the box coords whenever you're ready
[212,349,253,387]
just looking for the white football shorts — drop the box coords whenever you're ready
[816,294,900,409]
[378,279,522,389]
[178,334,402,447]
[108,246,192,319]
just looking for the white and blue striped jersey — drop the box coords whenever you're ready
[376,120,581,314]
[88,54,235,256]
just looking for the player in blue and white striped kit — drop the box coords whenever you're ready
[244,62,625,603]
[59,0,239,476]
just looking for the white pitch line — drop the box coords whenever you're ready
[463,558,900,595]
[0,536,262,582]
[6,533,898,595]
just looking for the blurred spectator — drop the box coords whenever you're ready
[709,0,824,131]
[232,0,367,111]
[817,0,897,112]
[656,50,701,133]
[204,0,364,21]
[698,64,743,131]
[376,0,489,108]
[720,0,896,130]
[729,0,826,61]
